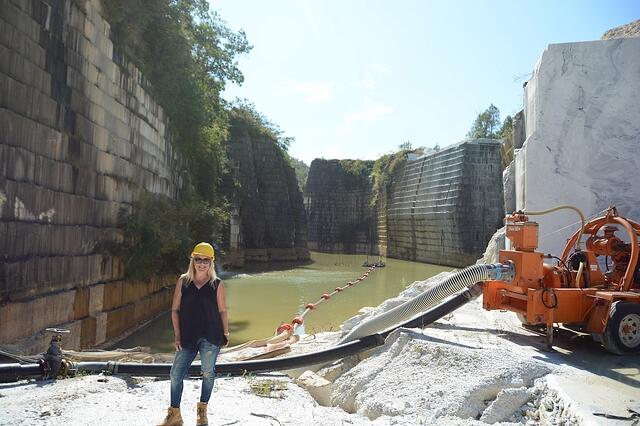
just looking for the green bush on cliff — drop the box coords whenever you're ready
[114,192,229,279]
[289,157,309,191]
[339,160,374,190]
[228,100,293,155]
[102,0,249,275]
[103,0,250,143]
[370,151,409,208]
[103,0,250,194]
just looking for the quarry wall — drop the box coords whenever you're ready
[0,0,181,353]
[305,141,504,267]
[222,121,309,267]
[385,140,503,267]
[304,159,376,254]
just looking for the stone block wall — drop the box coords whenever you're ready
[222,125,309,267]
[385,140,503,267]
[304,159,376,254]
[516,38,640,256]
[303,148,503,265]
[0,0,180,353]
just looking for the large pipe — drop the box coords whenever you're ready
[381,282,483,338]
[0,363,41,383]
[339,263,513,344]
[0,337,385,382]
[0,269,499,383]
[80,334,386,377]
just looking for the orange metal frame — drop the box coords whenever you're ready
[482,207,640,336]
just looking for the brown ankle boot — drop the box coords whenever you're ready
[196,402,208,425]
[158,407,183,426]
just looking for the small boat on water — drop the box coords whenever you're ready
[362,257,385,268]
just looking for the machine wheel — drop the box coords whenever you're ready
[602,301,640,355]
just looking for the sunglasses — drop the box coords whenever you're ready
[193,258,212,265]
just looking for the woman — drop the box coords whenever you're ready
[160,242,229,426]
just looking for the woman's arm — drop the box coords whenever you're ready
[171,278,183,351]
[217,281,229,346]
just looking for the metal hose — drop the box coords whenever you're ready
[338,263,513,344]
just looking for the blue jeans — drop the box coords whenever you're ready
[170,338,221,408]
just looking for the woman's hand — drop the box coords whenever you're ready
[175,340,182,351]
[223,333,229,348]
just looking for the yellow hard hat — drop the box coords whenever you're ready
[191,242,215,260]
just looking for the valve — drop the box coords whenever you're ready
[43,328,70,380]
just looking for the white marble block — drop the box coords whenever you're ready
[516,38,640,255]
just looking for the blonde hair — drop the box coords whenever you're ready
[180,256,217,285]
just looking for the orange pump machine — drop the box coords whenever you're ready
[482,206,640,354]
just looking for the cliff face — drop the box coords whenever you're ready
[304,159,376,254]
[0,0,180,352]
[303,143,503,267]
[222,119,309,267]
[384,141,504,267]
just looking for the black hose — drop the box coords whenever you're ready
[0,363,42,383]
[382,282,483,337]
[80,335,386,377]
[0,337,386,382]
[0,284,483,383]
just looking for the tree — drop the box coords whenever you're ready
[229,99,294,153]
[101,0,250,274]
[499,115,514,170]
[398,140,412,151]
[288,157,310,192]
[499,115,513,141]
[103,0,251,147]
[467,104,501,139]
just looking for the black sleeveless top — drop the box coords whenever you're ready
[179,277,224,348]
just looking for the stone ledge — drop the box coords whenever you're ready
[0,278,174,353]
[0,253,123,299]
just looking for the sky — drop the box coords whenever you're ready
[209,1,637,165]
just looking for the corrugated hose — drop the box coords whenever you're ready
[338,262,514,344]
